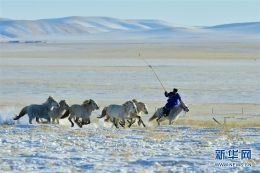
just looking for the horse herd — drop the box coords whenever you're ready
[13,96,189,128]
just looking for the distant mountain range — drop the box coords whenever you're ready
[0,16,259,40]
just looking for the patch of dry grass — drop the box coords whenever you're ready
[99,131,122,138]
[30,125,60,133]
[122,149,131,158]
[217,130,238,140]
[71,130,87,136]
[150,132,168,139]
[245,158,259,166]
[175,119,260,128]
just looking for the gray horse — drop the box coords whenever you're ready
[127,99,148,127]
[60,99,99,128]
[13,96,60,124]
[48,100,70,124]
[149,101,189,125]
[105,99,148,128]
[98,101,138,128]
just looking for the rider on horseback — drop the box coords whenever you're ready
[162,88,182,117]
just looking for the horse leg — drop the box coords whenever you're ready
[74,117,82,128]
[156,118,161,126]
[48,117,51,124]
[51,118,55,124]
[86,118,91,125]
[119,120,125,127]
[78,118,83,128]
[68,116,74,127]
[127,118,133,128]
[54,118,59,124]
[139,117,146,127]
[29,114,34,124]
[113,118,119,128]
[142,120,146,127]
[127,118,136,125]
[36,117,40,124]
[128,118,135,128]
[53,118,57,124]
[29,118,33,124]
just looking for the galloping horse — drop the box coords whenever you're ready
[13,96,60,124]
[98,101,138,128]
[48,100,70,124]
[127,99,148,127]
[60,99,99,128]
[149,101,189,125]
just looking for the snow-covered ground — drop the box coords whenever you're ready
[0,123,259,172]
[0,41,259,172]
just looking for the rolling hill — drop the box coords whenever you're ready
[0,16,259,40]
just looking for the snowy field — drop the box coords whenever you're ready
[0,41,259,172]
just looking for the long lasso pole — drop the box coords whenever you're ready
[139,54,166,92]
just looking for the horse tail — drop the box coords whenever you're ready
[14,106,28,120]
[97,107,107,119]
[60,110,70,119]
[149,111,158,122]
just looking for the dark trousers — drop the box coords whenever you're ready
[163,107,171,116]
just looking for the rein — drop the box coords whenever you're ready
[180,103,188,117]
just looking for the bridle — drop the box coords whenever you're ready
[180,102,189,116]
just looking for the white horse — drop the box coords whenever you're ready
[60,99,99,128]
[126,99,148,127]
[48,100,70,124]
[98,101,138,128]
[13,96,60,124]
[99,100,146,128]
[149,101,189,125]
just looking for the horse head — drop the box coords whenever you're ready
[60,100,70,109]
[48,96,60,108]
[180,101,189,112]
[123,101,138,114]
[91,99,100,111]
[141,103,149,114]
[85,99,99,111]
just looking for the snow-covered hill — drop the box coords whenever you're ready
[0,16,259,40]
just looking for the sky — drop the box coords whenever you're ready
[0,0,259,26]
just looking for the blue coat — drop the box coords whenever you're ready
[164,92,182,109]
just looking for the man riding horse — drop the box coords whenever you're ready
[162,88,183,117]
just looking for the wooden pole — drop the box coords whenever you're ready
[213,118,221,125]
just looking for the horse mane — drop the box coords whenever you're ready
[123,100,133,108]
[132,99,139,104]
[59,100,65,104]
[82,99,92,106]
[47,96,55,102]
